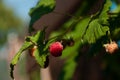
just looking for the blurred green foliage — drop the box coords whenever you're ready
[0,0,22,46]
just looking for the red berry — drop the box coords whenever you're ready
[49,42,63,57]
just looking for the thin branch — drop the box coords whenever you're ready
[53,10,81,19]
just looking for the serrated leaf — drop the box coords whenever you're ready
[60,17,91,58]
[10,29,47,79]
[27,29,49,68]
[10,41,34,79]
[85,19,109,44]
[84,19,96,43]
[27,28,46,45]
[34,46,49,68]
[99,0,112,24]
[29,0,56,32]
[74,16,91,39]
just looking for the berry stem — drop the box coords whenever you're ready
[107,30,112,43]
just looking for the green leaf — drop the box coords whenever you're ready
[10,29,47,79]
[82,0,111,44]
[56,17,91,58]
[10,41,34,79]
[99,0,112,24]
[84,19,109,44]
[29,0,56,32]
[27,29,49,68]
[74,16,91,39]
[27,28,46,45]
[34,46,49,68]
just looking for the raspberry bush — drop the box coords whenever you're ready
[10,0,120,80]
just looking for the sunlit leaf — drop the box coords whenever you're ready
[27,28,46,45]
[34,46,49,68]
[99,0,112,24]
[10,41,34,79]
[84,19,109,44]
[74,16,91,39]
[30,29,49,68]
[10,28,48,79]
